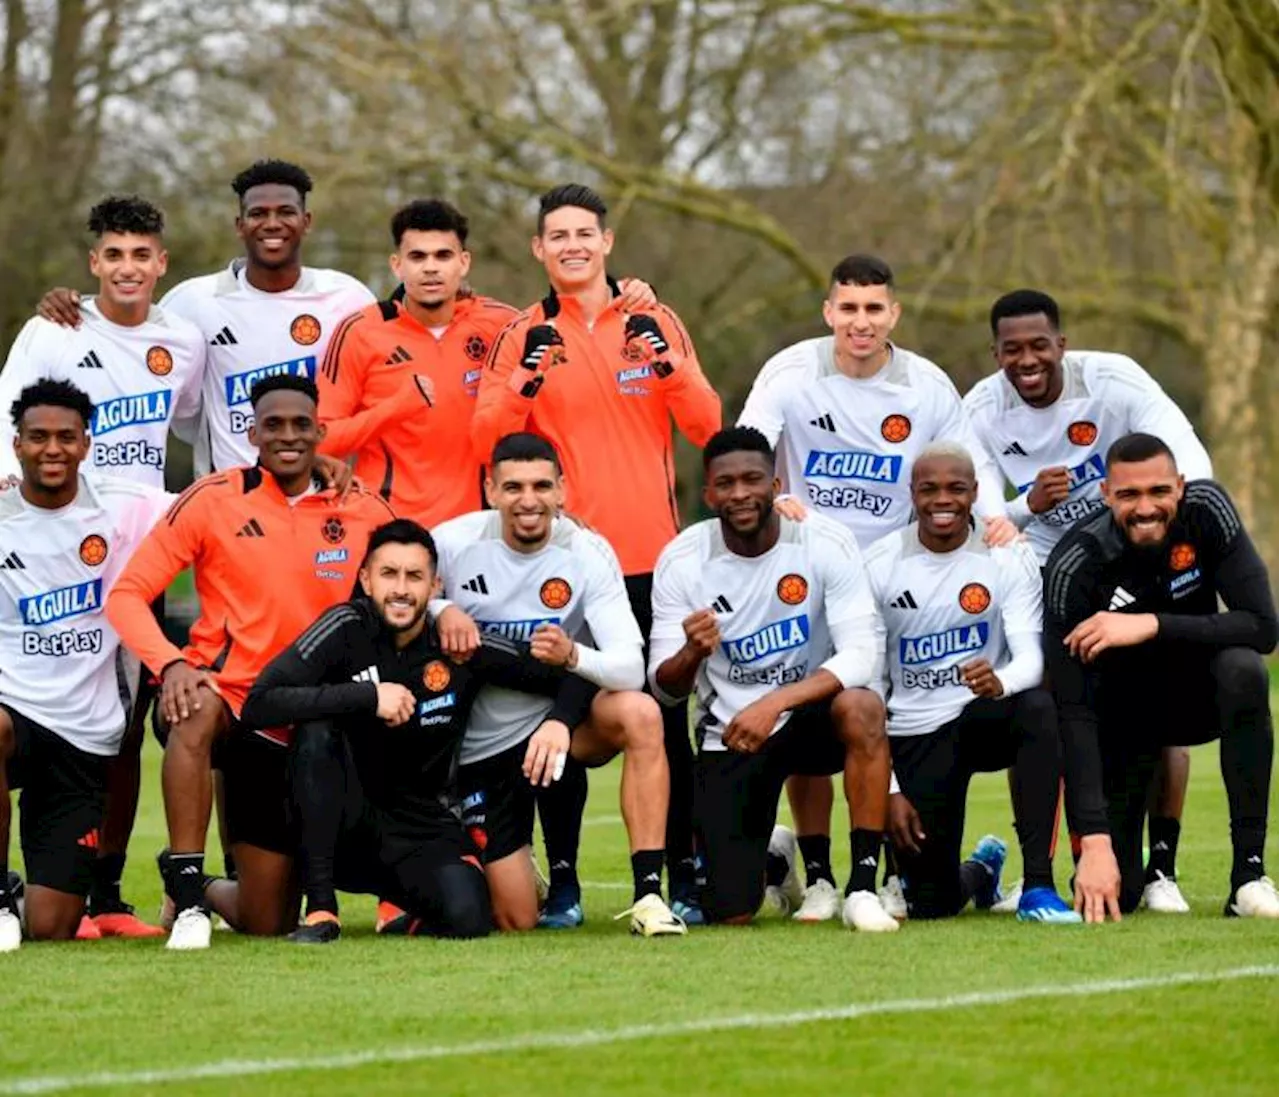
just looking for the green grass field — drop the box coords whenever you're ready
[2,738,1276,1096]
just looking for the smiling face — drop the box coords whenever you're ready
[704,450,778,540]
[822,281,901,371]
[993,312,1066,407]
[532,205,613,294]
[236,183,311,271]
[361,540,435,634]
[911,454,976,547]
[14,404,89,496]
[486,457,564,550]
[1102,454,1185,549]
[89,232,167,315]
[391,228,471,310]
[248,388,323,486]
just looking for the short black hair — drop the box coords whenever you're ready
[10,378,94,431]
[989,289,1060,336]
[231,160,313,207]
[702,426,775,471]
[537,183,607,235]
[491,431,561,473]
[88,195,164,239]
[1105,432,1176,471]
[830,254,894,290]
[391,199,469,247]
[361,518,439,571]
[249,374,320,408]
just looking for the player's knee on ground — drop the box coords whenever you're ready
[830,688,886,752]
[702,877,764,925]
[1211,648,1269,708]
[23,890,83,941]
[430,863,492,939]
[486,851,539,932]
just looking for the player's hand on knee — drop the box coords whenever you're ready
[1064,611,1158,663]
[722,697,781,754]
[980,515,1020,547]
[1073,835,1122,924]
[437,605,480,661]
[530,624,576,668]
[523,721,570,787]
[888,793,925,854]
[375,683,416,726]
[960,658,1004,698]
[160,662,215,725]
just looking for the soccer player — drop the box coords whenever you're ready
[473,183,721,923]
[105,374,408,950]
[649,426,898,931]
[736,254,1013,921]
[38,160,375,476]
[966,289,1215,911]
[0,196,206,936]
[1045,433,1277,922]
[0,380,170,950]
[865,443,1078,923]
[318,198,657,527]
[433,433,685,937]
[242,519,599,943]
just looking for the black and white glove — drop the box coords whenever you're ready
[624,314,675,378]
[510,324,566,398]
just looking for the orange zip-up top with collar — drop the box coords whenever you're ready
[106,465,396,725]
[317,292,518,526]
[471,283,721,575]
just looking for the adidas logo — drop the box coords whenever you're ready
[858,856,878,868]
[0,551,24,570]
[711,594,733,614]
[76,829,100,850]
[1001,441,1028,457]
[210,326,238,346]
[76,350,104,370]
[384,345,412,365]
[462,574,489,595]
[235,518,266,538]
[809,413,836,432]
[1108,586,1135,610]
[889,590,918,609]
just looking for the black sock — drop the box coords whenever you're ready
[631,850,665,902]
[798,835,835,888]
[765,851,790,888]
[1145,816,1181,882]
[661,702,697,897]
[1011,689,1061,893]
[168,853,206,912]
[290,721,349,918]
[881,841,899,887]
[89,852,127,911]
[669,855,699,899]
[958,859,989,905]
[1214,649,1274,894]
[845,829,882,896]
[537,761,586,898]
[223,851,238,882]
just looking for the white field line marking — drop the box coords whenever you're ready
[1,966,1272,1094]
[581,815,622,826]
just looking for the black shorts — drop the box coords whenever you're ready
[221,727,295,856]
[3,705,108,896]
[459,736,585,864]
[693,702,846,922]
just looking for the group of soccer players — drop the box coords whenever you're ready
[0,160,1275,954]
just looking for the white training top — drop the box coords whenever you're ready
[863,524,1043,737]
[737,337,1005,546]
[160,260,374,473]
[648,512,882,751]
[0,475,170,755]
[0,299,205,486]
[432,511,644,765]
[964,351,1213,563]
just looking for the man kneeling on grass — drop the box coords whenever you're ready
[241,519,598,942]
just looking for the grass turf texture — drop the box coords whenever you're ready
[2,740,1276,1096]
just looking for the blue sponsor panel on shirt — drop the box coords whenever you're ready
[723,614,810,664]
[91,391,172,437]
[19,579,103,626]
[1017,454,1105,498]
[804,450,902,484]
[476,617,562,642]
[226,357,317,432]
[899,622,989,666]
